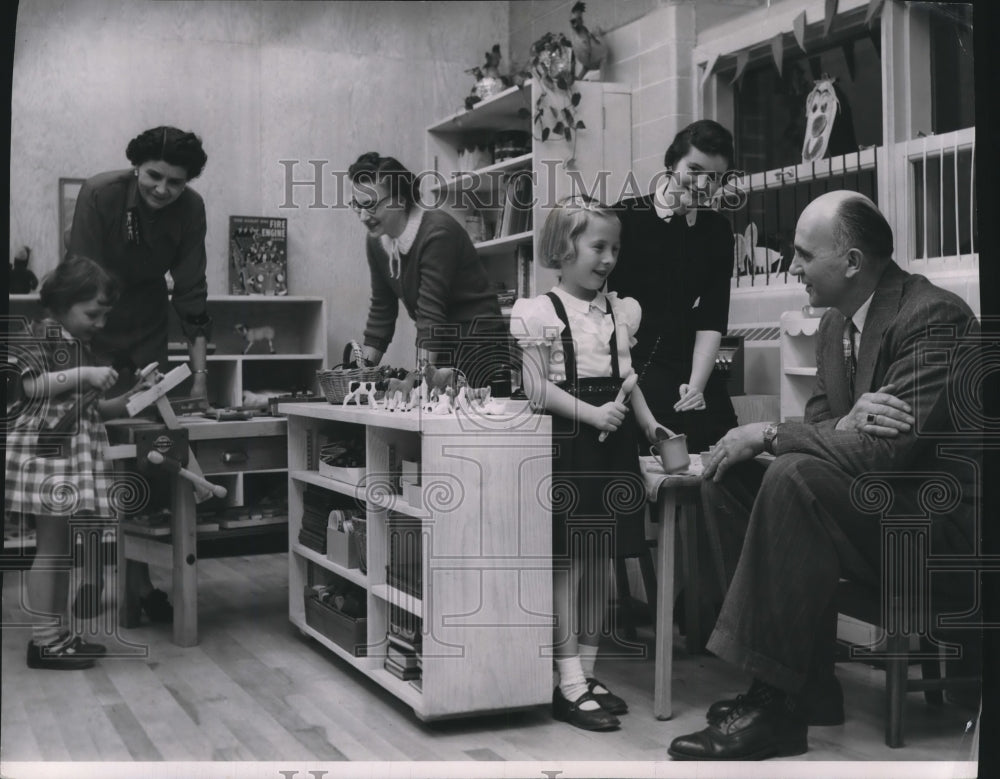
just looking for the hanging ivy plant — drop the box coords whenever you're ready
[516,32,586,166]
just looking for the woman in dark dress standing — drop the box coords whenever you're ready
[610,120,737,453]
[68,126,212,623]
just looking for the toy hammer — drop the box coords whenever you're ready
[598,371,638,443]
[146,451,228,499]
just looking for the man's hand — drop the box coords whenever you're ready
[835,383,914,437]
[674,383,706,412]
[702,421,770,482]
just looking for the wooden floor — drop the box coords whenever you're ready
[1,554,980,772]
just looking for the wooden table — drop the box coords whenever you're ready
[107,417,287,646]
[639,455,727,721]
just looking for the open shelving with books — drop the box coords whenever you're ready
[281,401,553,720]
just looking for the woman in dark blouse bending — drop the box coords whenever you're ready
[68,126,212,623]
[610,120,737,453]
[347,152,505,387]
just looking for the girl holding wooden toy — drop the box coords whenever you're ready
[4,257,155,670]
[510,195,663,732]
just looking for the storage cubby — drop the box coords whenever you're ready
[281,401,553,720]
[780,309,823,421]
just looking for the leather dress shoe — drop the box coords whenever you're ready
[552,686,620,731]
[669,683,807,760]
[707,674,844,726]
[587,678,628,715]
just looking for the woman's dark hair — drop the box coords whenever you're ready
[663,119,734,171]
[347,152,418,211]
[40,255,120,314]
[126,126,208,180]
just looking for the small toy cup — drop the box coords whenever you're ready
[649,433,691,473]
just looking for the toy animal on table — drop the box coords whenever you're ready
[234,323,276,354]
[381,370,422,412]
[342,379,382,408]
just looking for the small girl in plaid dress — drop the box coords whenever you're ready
[6,256,136,669]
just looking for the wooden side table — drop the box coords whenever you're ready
[639,456,727,720]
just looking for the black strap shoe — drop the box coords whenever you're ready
[553,686,621,731]
[670,683,807,760]
[587,677,628,714]
[26,639,95,670]
[707,674,844,726]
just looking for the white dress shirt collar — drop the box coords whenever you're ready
[653,182,697,227]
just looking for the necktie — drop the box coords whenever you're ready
[843,320,858,398]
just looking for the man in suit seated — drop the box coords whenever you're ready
[668,190,981,760]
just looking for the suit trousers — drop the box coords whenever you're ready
[702,453,884,694]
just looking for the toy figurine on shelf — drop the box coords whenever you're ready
[9,246,38,294]
[234,323,276,354]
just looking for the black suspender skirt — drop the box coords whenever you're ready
[546,293,647,560]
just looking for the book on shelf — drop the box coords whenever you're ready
[229,216,288,295]
[386,644,420,668]
[386,630,421,654]
[384,657,421,681]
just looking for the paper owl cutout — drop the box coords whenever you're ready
[802,78,840,163]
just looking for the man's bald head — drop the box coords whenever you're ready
[802,191,894,265]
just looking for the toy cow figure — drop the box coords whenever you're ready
[234,323,276,354]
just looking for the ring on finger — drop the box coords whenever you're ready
[866,413,876,424]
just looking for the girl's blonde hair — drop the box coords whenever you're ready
[537,195,619,269]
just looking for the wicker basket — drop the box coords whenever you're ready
[317,365,385,404]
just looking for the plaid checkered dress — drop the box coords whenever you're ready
[4,320,113,517]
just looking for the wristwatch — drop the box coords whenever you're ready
[762,422,779,454]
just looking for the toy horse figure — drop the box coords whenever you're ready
[383,371,422,412]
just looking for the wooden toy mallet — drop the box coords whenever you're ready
[146,451,228,498]
[598,371,638,442]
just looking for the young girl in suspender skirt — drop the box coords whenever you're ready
[510,196,663,731]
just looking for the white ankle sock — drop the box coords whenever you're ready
[556,656,600,710]
[579,643,598,678]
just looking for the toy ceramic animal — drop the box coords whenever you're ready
[382,371,421,412]
[342,380,381,408]
[234,323,276,354]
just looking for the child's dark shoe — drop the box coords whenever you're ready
[139,588,173,623]
[26,639,95,670]
[587,677,628,714]
[60,634,107,657]
[553,686,620,731]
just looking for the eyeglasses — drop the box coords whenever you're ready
[349,195,391,216]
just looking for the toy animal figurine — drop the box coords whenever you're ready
[427,386,455,415]
[569,2,607,80]
[422,365,466,403]
[234,323,276,354]
[342,379,381,408]
[381,370,422,412]
[9,246,38,294]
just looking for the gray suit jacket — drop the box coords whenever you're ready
[776,261,981,549]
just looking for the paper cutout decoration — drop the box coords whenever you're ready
[700,52,720,88]
[735,222,783,276]
[793,11,808,52]
[802,78,840,163]
[771,33,784,78]
[824,0,839,38]
[866,0,886,28]
[731,50,750,86]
